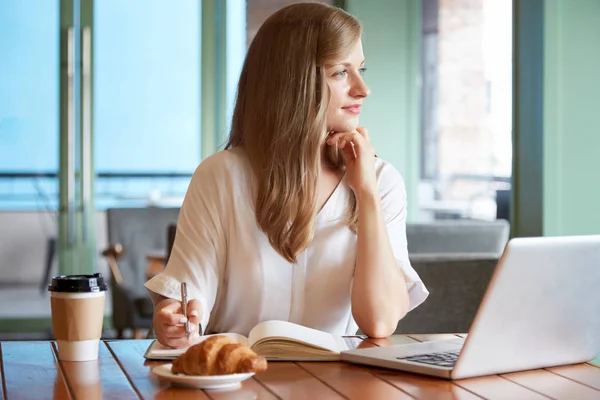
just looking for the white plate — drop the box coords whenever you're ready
[152,364,255,390]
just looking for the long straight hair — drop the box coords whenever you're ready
[225,3,361,263]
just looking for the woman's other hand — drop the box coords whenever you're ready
[153,297,203,348]
[326,126,377,198]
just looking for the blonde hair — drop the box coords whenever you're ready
[225,3,361,263]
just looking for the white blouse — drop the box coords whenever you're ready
[145,147,428,337]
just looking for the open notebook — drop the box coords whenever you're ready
[144,320,360,361]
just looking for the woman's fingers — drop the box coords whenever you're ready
[337,136,357,159]
[328,132,358,155]
[156,297,182,313]
[326,130,361,146]
[162,322,198,338]
[326,127,370,149]
[155,298,201,325]
[159,334,196,349]
[325,127,377,194]
[154,297,202,348]
[155,300,186,326]
[349,140,357,158]
[157,316,199,348]
[187,299,203,325]
[327,130,373,160]
[356,126,369,140]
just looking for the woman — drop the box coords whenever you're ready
[145,2,428,349]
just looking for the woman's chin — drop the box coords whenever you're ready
[328,121,359,133]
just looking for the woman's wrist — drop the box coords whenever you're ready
[355,185,379,206]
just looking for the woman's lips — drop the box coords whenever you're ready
[342,105,361,115]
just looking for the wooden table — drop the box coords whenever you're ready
[1,334,599,399]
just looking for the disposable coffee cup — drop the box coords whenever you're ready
[48,273,108,361]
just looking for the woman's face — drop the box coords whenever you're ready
[324,40,370,133]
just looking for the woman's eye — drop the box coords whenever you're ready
[331,67,366,78]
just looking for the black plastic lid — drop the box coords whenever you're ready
[48,273,108,293]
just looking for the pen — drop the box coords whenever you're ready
[181,282,191,339]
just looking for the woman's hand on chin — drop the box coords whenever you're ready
[326,126,377,198]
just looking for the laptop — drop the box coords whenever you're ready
[341,235,600,379]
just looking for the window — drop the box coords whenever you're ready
[0,1,60,210]
[93,0,201,209]
[419,0,512,221]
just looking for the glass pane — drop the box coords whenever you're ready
[0,1,59,208]
[94,0,200,208]
[419,0,512,221]
[0,1,59,332]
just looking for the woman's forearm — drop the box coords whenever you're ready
[351,190,409,338]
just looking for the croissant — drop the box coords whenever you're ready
[171,335,268,376]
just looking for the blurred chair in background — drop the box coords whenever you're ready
[495,189,511,222]
[406,219,510,255]
[393,219,510,334]
[167,224,177,262]
[103,207,179,338]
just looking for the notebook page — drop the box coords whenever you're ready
[248,320,342,352]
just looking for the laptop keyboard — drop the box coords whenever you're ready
[397,350,460,368]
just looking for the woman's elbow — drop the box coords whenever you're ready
[360,319,398,338]
[355,302,409,338]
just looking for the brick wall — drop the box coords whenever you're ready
[438,0,490,202]
[433,0,511,221]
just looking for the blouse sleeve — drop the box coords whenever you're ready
[377,161,429,312]
[144,158,226,333]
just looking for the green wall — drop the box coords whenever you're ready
[345,0,421,222]
[352,0,600,234]
[544,0,600,236]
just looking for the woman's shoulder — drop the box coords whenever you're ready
[374,157,406,188]
[186,148,254,209]
[192,147,252,181]
[372,157,408,212]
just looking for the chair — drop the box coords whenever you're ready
[406,219,510,255]
[496,189,511,222]
[39,237,57,294]
[104,207,180,338]
[396,253,499,334]
[167,224,177,262]
[391,220,510,334]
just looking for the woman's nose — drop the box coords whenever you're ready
[350,77,370,98]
